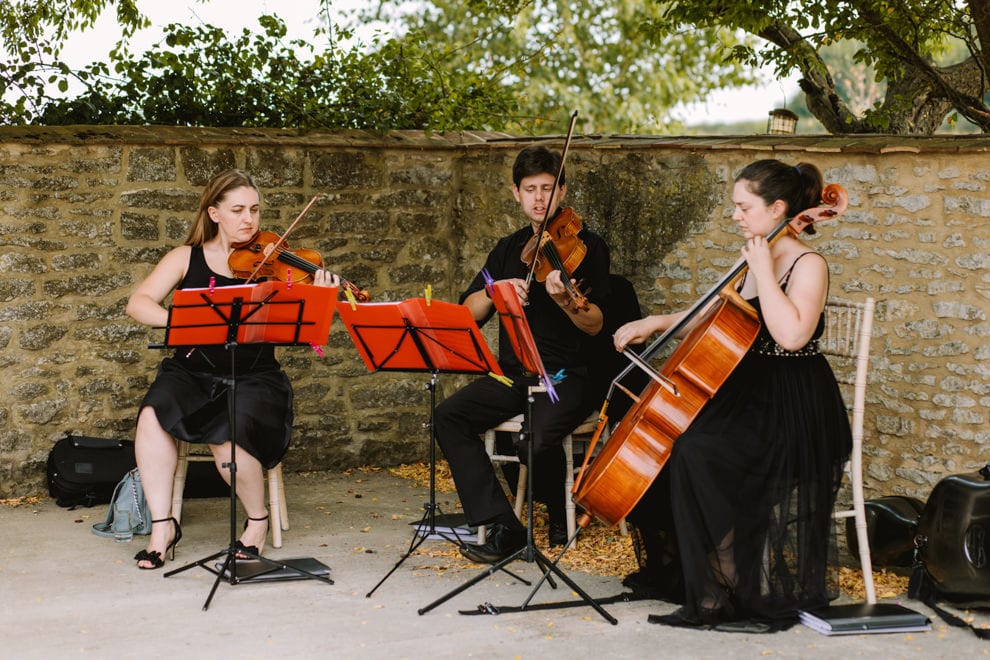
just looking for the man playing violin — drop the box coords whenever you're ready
[125,169,338,569]
[435,145,612,562]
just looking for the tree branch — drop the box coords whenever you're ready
[758,22,868,133]
[856,4,990,131]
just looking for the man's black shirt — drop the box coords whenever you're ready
[459,212,611,374]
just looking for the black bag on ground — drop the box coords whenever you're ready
[910,466,990,608]
[846,495,924,568]
[46,435,136,508]
[909,465,990,639]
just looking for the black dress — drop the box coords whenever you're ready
[643,264,853,628]
[138,246,293,469]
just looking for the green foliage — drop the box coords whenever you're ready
[0,0,146,124]
[659,0,990,134]
[39,17,516,130]
[6,0,984,134]
[364,0,760,134]
[4,1,516,130]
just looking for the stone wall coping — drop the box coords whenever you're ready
[3,124,990,154]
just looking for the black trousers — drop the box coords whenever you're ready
[434,370,591,527]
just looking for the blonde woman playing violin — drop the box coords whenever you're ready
[126,169,336,569]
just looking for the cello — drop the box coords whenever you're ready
[572,184,849,529]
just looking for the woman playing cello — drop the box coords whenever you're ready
[613,159,852,630]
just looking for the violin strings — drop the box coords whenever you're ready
[540,241,583,300]
[272,246,319,275]
[270,244,362,294]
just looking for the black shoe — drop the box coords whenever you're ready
[236,513,270,558]
[548,520,568,547]
[134,517,182,570]
[648,605,725,629]
[622,569,685,604]
[460,523,526,564]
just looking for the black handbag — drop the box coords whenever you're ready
[46,434,136,508]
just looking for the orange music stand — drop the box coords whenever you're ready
[335,297,501,375]
[418,272,615,624]
[484,278,558,402]
[155,281,338,610]
[164,281,337,348]
[337,297,513,596]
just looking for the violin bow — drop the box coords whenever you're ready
[523,110,580,290]
[244,193,325,283]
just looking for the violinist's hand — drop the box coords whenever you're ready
[313,269,340,288]
[502,277,529,305]
[545,270,569,304]
[613,317,662,352]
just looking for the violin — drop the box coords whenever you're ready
[520,207,590,310]
[228,230,370,302]
[519,110,590,311]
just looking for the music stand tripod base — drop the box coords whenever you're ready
[416,386,616,625]
[333,298,520,597]
[156,284,338,611]
[365,373,530,597]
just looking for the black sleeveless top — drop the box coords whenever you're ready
[172,246,279,374]
[140,245,293,468]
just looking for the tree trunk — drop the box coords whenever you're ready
[763,21,990,135]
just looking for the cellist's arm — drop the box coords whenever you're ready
[746,242,829,350]
[613,313,679,351]
[612,295,721,352]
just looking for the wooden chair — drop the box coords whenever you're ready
[478,413,598,548]
[480,411,623,550]
[170,440,289,549]
[821,296,877,603]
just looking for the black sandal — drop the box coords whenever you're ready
[235,513,269,558]
[134,517,182,570]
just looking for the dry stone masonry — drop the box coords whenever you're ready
[1,126,987,499]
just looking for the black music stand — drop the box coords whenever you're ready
[416,283,617,624]
[334,298,525,597]
[153,281,337,611]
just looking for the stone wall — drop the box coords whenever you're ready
[1,126,987,499]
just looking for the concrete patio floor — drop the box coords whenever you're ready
[1,468,985,659]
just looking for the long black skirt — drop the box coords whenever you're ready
[645,347,852,627]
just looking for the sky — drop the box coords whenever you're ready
[59,0,801,128]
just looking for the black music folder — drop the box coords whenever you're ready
[216,557,331,582]
[799,602,931,635]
